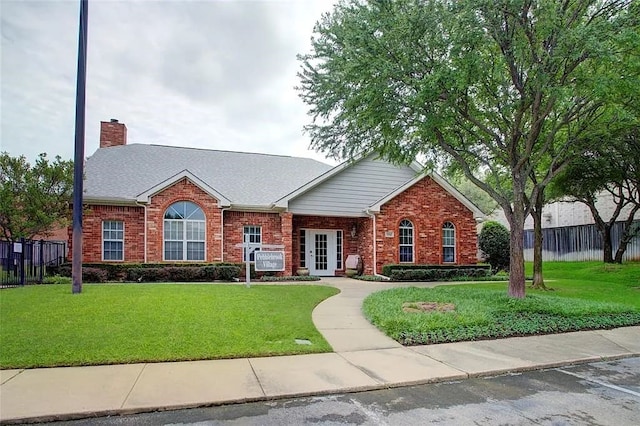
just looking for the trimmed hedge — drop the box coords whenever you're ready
[386,266,492,282]
[51,263,241,283]
[260,275,321,282]
[382,264,491,277]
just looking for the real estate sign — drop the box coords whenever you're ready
[255,251,285,271]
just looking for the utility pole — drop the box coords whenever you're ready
[72,0,88,294]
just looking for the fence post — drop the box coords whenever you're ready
[39,239,45,283]
[19,237,25,286]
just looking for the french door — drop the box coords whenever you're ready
[308,230,337,276]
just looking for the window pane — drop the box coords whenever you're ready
[186,221,205,241]
[299,230,306,268]
[399,246,413,262]
[164,241,183,260]
[399,219,414,263]
[443,247,455,263]
[103,221,124,261]
[186,242,205,261]
[336,230,343,269]
[243,226,262,261]
[103,241,123,261]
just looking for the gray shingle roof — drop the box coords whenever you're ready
[84,144,333,206]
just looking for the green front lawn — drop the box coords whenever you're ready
[0,284,339,369]
[363,261,640,345]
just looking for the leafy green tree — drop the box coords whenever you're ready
[479,221,511,272]
[448,173,499,215]
[0,153,74,241]
[550,126,640,263]
[298,0,639,297]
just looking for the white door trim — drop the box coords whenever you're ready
[307,229,337,276]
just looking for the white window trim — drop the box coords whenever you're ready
[336,230,343,270]
[399,219,414,263]
[443,222,456,263]
[162,202,206,261]
[243,225,262,262]
[102,220,124,262]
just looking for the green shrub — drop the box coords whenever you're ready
[217,265,241,281]
[381,263,491,276]
[202,265,218,281]
[260,275,321,282]
[42,275,72,285]
[387,267,492,281]
[479,221,510,272]
[82,268,108,283]
[165,267,206,282]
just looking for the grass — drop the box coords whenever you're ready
[363,261,640,345]
[0,283,339,369]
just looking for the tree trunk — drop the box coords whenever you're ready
[602,224,614,263]
[507,185,527,299]
[530,190,549,290]
[613,205,640,264]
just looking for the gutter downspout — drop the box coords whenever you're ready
[135,201,148,263]
[220,207,231,262]
[365,209,389,280]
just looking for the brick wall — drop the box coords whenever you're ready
[375,176,478,274]
[80,205,145,262]
[223,211,285,269]
[292,216,365,275]
[147,178,222,262]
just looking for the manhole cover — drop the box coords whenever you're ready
[295,339,312,345]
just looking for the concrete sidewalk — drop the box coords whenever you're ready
[1,278,639,424]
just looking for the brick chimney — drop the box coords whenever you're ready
[99,119,127,148]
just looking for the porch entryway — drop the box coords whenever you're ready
[307,230,338,276]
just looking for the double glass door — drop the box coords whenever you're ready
[308,230,337,276]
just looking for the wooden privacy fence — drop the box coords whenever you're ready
[523,221,640,262]
[0,239,66,288]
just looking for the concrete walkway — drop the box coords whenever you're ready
[1,278,639,424]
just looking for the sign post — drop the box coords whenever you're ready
[234,241,285,288]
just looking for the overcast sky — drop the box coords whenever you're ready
[1,0,339,166]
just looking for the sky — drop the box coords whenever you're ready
[1,0,339,166]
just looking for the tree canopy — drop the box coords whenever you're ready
[550,125,640,263]
[0,152,74,241]
[298,0,640,297]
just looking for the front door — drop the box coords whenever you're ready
[308,230,337,276]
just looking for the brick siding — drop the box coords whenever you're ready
[375,176,478,274]
[75,175,477,276]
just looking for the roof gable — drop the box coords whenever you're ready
[278,154,418,216]
[135,170,231,207]
[368,172,485,219]
[83,144,332,206]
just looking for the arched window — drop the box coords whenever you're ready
[442,222,455,263]
[399,219,414,263]
[164,201,205,261]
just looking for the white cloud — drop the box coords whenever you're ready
[0,0,338,165]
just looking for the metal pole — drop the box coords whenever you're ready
[72,0,88,294]
[19,237,25,286]
[39,239,44,283]
[245,234,251,288]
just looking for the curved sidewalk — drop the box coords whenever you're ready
[1,279,639,424]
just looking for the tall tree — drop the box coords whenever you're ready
[0,153,74,241]
[298,0,639,297]
[550,126,640,263]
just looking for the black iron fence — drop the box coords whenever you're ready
[1,239,67,288]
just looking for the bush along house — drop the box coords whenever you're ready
[72,120,484,277]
